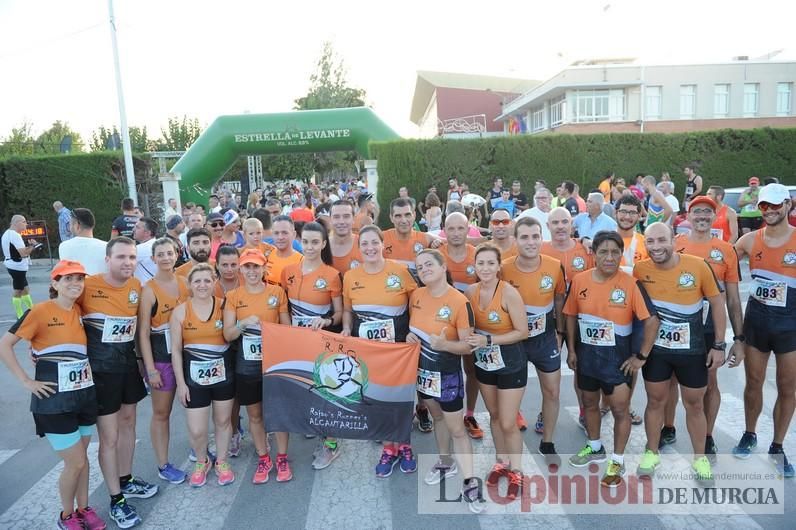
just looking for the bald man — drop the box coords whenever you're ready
[2,215,36,317]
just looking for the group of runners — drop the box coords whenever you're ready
[0,178,794,527]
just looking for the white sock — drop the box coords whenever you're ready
[588,439,602,452]
[612,453,624,465]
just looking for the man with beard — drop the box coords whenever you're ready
[615,195,648,273]
[329,200,363,274]
[656,196,743,461]
[634,222,725,484]
[382,198,442,281]
[175,228,212,278]
[731,184,796,478]
[489,208,517,259]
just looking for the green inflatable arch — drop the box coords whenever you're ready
[171,107,400,204]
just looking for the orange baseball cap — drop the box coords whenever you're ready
[688,196,717,212]
[51,260,87,279]
[239,249,267,266]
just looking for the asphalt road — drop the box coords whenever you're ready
[0,259,792,529]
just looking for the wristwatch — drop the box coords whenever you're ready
[635,351,649,361]
[712,341,727,351]
[733,335,746,343]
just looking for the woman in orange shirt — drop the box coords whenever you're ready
[223,249,290,484]
[170,264,235,488]
[137,238,190,485]
[214,246,241,298]
[0,260,107,530]
[464,244,528,498]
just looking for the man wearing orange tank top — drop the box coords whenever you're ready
[706,186,738,244]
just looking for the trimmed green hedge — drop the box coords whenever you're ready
[0,153,151,246]
[372,127,796,224]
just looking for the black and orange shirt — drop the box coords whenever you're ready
[225,284,287,376]
[495,242,518,260]
[564,269,655,382]
[331,235,363,274]
[466,281,526,373]
[281,263,342,327]
[501,255,566,339]
[148,278,191,363]
[181,298,231,387]
[11,301,94,410]
[620,232,649,272]
[382,229,428,277]
[342,259,417,343]
[409,286,473,377]
[745,228,796,328]
[265,250,303,287]
[541,240,594,286]
[440,244,477,292]
[675,235,740,289]
[175,259,215,279]
[78,274,141,373]
[634,254,722,356]
[213,276,242,299]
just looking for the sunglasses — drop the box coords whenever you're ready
[209,221,225,228]
[758,202,786,212]
[490,219,511,226]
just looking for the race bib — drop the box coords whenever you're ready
[101,316,136,343]
[242,335,263,361]
[655,320,691,350]
[417,368,441,398]
[578,319,616,346]
[527,313,546,338]
[292,315,315,328]
[474,345,506,371]
[751,278,787,307]
[359,319,395,343]
[189,358,226,386]
[57,359,93,392]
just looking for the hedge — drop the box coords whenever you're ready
[0,153,152,248]
[371,127,796,224]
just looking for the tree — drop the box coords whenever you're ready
[0,122,36,157]
[155,116,203,151]
[34,121,85,154]
[90,125,152,152]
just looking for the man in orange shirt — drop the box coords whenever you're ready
[382,198,442,281]
[265,216,303,287]
[542,207,594,287]
[615,195,648,273]
[634,222,726,484]
[352,193,377,234]
[175,228,213,279]
[706,185,738,244]
[329,200,362,274]
[489,208,517,259]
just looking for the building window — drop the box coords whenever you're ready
[713,84,730,117]
[680,85,696,119]
[531,106,545,132]
[571,89,624,122]
[646,86,662,120]
[777,82,792,116]
[550,96,565,127]
[743,83,759,117]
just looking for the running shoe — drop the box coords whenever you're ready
[375,448,399,478]
[538,441,562,468]
[534,412,544,434]
[692,456,713,485]
[659,426,677,448]
[416,405,433,432]
[190,459,211,488]
[732,431,757,459]
[768,446,795,478]
[506,469,523,500]
[705,436,718,465]
[516,412,528,432]
[462,478,486,514]
[189,447,216,463]
[109,498,141,529]
[463,416,484,440]
[637,449,661,477]
[77,506,107,530]
[630,410,643,426]
[424,459,458,485]
[568,444,606,467]
[486,461,508,487]
[157,463,186,485]
[120,477,158,499]
[398,444,417,473]
[276,455,293,482]
[253,454,273,484]
[57,512,85,530]
[312,442,340,470]
[215,461,235,486]
[600,460,625,489]
[229,432,242,458]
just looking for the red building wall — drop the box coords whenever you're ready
[435,87,519,133]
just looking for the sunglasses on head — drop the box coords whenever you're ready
[490,219,511,226]
[209,221,225,227]
[758,202,786,212]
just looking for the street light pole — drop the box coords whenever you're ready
[107,0,138,205]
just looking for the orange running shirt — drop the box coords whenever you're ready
[501,255,566,339]
[440,244,477,292]
[147,278,191,362]
[675,234,740,288]
[181,298,231,387]
[282,263,342,326]
[226,284,287,375]
[745,228,796,328]
[467,281,516,336]
[541,240,594,286]
[409,286,473,374]
[175,259,215,279]
[382,229,428,276]
[711,205,731,242]
[331,234,363,274]
[266,250,303,287]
